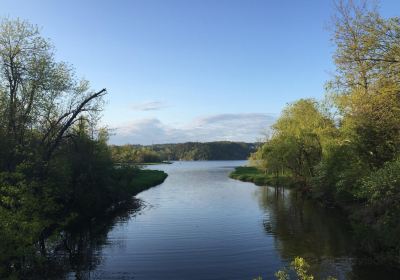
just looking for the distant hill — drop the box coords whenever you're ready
[151,141,258,161]
[110,141,258,162]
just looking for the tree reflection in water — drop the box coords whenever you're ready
[37,198,143,280]
[256,186,355,279]
[66,199,145,280]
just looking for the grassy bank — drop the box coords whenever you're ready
[114,161,172,168]
[229,166,294,188]
[136,161,173,166]
[112,167,168,196]
[129,169,168,194]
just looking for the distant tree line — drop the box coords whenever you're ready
[111,141,257,163]
[111,145,163,163]
[251,1,400,266]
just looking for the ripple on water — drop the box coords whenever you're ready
[66,161,399,280]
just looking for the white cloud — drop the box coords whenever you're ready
[109,113,275,145]
[130,101,168,111]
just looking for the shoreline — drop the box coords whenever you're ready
[229,166,294,188]
[66,168,168,227]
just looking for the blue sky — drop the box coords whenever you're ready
[2,0,399,144]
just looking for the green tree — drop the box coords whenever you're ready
[0,18,106,170]
[317,0,400,262]
[254,99,336,187]
[0,18,107,277]
[329,0,400,168]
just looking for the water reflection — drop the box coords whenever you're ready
[257,186,355,279]
[60,199,142,280]
[256,187,400,280]
[56,161,400,280]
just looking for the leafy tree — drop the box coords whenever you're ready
[329,0,400,168]
[0,18,117,277]
[254,99,336,187]
[0,18,106,170]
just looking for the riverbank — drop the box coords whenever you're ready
[127,168,168,194]
[114,161,173,168]
[136,161,173,166]
[68,167,168,224]
[229,166,294,188]
[31,168,168,280]
[230,165,400,270]
[110,166,168,203]
[0,164,168,279]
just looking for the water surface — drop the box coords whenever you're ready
[66,161,398,279]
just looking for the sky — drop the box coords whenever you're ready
[2,0,400,144]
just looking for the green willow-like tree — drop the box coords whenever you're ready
[253,99,336,187]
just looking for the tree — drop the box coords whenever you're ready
[0,18,106,170]
[0,18,109,277]
[329,0,400,168]
[255,99,336,186]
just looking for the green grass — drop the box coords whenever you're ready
[135,161,173,166]
[112,167,168,196]
[129,169,168,194]
[229,166,294,187]
[114,161,172,167]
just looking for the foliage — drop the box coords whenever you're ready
[111,145,163,164]
[275,257,316,280]
[329,0,400,168]
[252,99,336,189]
[274,257,337,280]
[0,18,167,278]
[254,257,336,280]
[229,166,294,188]
[351,158,400,263]
[111,141,256,162]
[312,142,369,203]
[252,1,400,266]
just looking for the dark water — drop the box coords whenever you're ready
[65,161,399,280]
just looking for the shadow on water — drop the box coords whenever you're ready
[66,199,146,280]
[256,186,354,279]
[23,198,144,280]
[257,186,400,280]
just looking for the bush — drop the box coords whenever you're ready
[352,158,400,264]
[312,143,369,205]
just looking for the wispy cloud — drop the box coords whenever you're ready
[130,101,169,111]
[110,113,275,145]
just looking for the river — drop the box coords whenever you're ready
[65,161,400,280]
